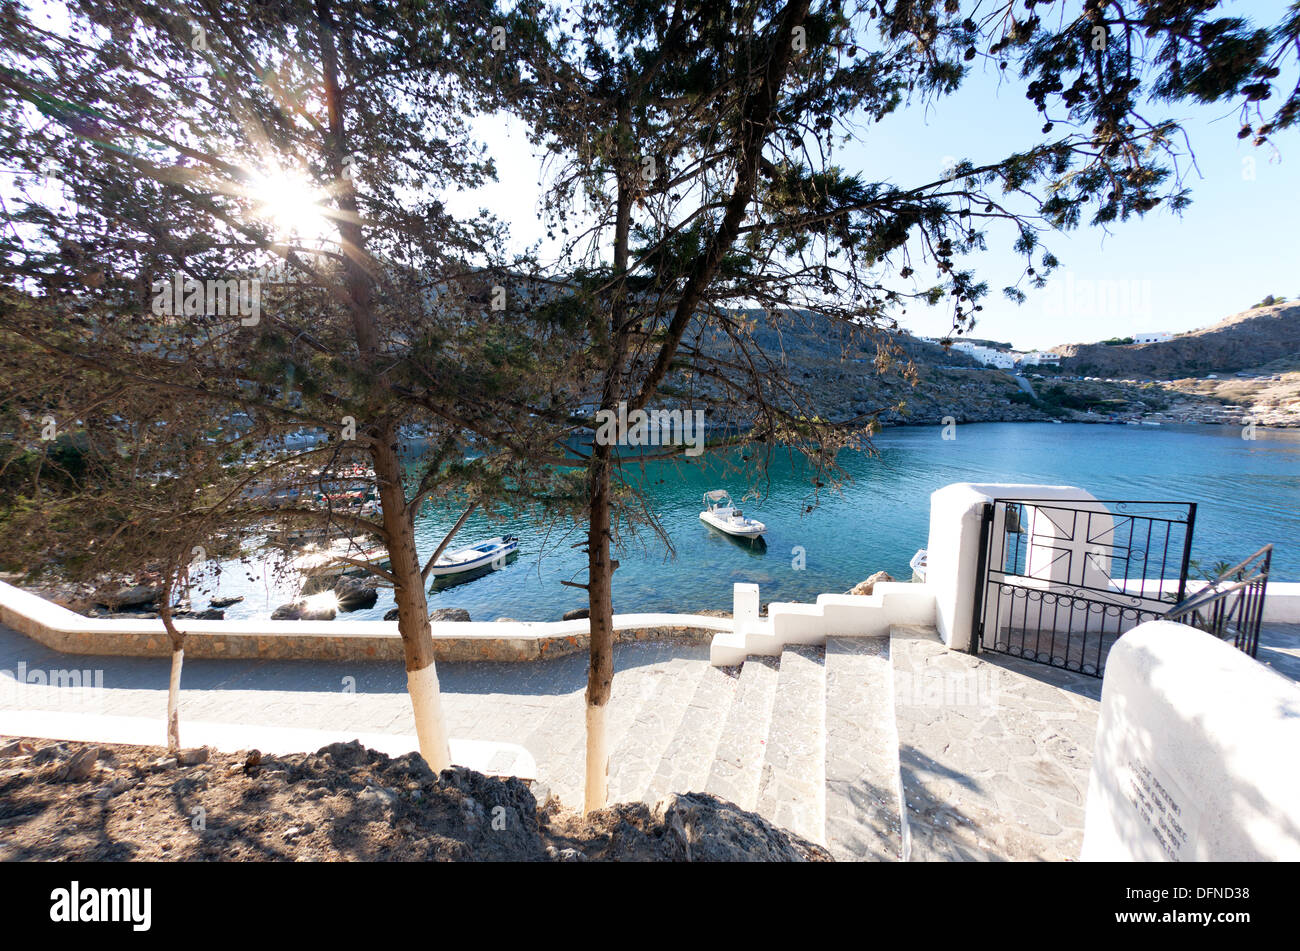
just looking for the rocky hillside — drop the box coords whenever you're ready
[694,310,1056,426]
[709,305,1299,427]
[667,306,1293,428]
[1055,302,1300,379]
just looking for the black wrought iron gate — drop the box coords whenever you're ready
[970,498,1197,676]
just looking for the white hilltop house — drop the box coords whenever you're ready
[948,340,1018,369]
[945,340,1060,370]
[1017,350,1060,367]
[1133,331,1173,344]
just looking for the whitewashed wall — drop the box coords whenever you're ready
[1082,620,1300,861]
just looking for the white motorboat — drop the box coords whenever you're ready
[699,490,766,538]
[909,548,928,583]
[428,535,519,577]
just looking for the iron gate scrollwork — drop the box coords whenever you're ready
[971,498,1197,677]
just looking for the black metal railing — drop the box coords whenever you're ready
[1165,545,1273,658]
[973,498,1197,677]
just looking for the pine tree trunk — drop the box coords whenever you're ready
[581,97,634,813]
[166,647,183,753]
[314,0,450,771]
[373,427,452,772]
[584,440,616,812]
[158,578,184,753]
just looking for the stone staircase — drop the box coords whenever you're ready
[598,624,1100,861]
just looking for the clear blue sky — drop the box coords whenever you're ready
[451,0,1298,352]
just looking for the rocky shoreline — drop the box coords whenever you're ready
[868,372,1299,429]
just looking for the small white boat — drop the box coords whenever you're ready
[909,548,928,583]
[429,535,519,577]
[699,490,766,538]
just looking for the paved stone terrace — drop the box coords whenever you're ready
[4,618,1295,859]
[892,625,1101,861]
[0,619,700,808]
[1259,623,1300,683]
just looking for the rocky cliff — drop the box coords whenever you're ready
[674,305,1297,428]
[695,310,1056,425]
[1054,302,1300,379]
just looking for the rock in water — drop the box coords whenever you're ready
[95,582,160,609]
[300,573,338,596]
[847,570,895,596]
[429,608,471,622]
[562,608,590,621]
[389,606,471,623]
[300,601,337,620]
[271,600,336,621]
[175,608,224,620]
[334,576,379,612]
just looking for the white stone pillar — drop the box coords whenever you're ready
[733,582,760,624]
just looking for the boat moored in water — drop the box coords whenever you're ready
[699,490,766,539]
[909,548,928,583]
[428,535,519,577]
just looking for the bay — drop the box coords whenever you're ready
[206,422,1300,621]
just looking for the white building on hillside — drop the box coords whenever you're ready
[1019,351,1061,367]
[1133,331,1173,344]
[950,340,1018,369]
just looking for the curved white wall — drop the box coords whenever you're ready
[1082,620,1300,861]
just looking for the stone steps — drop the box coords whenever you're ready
[703,656,781,811]
[823,635,903,860]
[755,646,827,846]
[892,622,1009,861]
[530,622,1096,862]
[607,657,707,803]
[890,624,1095,862]
[640,663,740,806]
[520,689,587,805]
[529,655,673,807]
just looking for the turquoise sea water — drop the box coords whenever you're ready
[207,423,1300,621]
